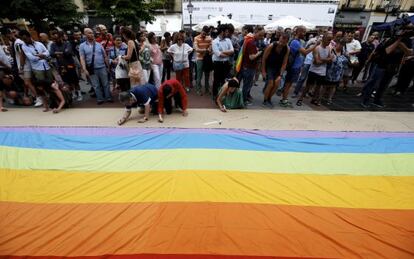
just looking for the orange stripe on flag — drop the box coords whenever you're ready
[0,202,413,259]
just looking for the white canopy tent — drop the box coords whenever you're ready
[192,15,244,32]
[264,16,315,32]
[145,14,182,36]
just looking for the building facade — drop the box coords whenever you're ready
[336,0,414,39]
[182,0,341,28]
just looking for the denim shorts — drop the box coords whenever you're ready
[285,67,301,83]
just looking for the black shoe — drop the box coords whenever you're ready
[372,101,385,108]
[296,100,303,106]
[97,101,104,105]
[107,99,114,103]
[360,102,369,108]
[90,93,97,98]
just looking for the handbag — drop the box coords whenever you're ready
[128,41,143,82]
[115,55,129,79]
[173,45,186,71]
[86,42,96,75]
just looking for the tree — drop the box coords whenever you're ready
[89,0,164,26]
[0,0,82,32]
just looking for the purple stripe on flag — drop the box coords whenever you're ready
[0,127,413,138]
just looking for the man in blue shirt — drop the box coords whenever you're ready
[79,28,111,105]
[117,83,158,125]
[212,24,234,99]
[19,30,53,84]
[280,26,317,107]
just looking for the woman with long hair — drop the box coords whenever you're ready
[148,32,163,88]
[121,28,143,85]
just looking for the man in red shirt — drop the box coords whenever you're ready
[158,79,188,123]
[240,26,265,105]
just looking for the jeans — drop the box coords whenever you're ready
[196,60,211,92]
[294,64,311,95]
[164,92,183,114]
[90,67,111,102]
[151,64,163,89]
[240,68,256,102]
[362,66,395,104]
[162,59,172,82]
[213,61,231,98]
[396,62,414,94]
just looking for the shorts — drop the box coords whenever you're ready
[61,67,79,85]
[22,71,32,79]
[32,69,54,83]
[285,67,301,83]
[344,67,353,77]
[324,80,339,87]
[307,71,326,86]
[21,63,32,79]
[266,68,281,81]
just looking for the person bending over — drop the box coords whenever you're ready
[216,78,244,112]
[157,79,188,123]
[118,83,158,125]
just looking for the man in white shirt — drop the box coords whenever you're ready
[212,24,234,99]
[343,32,361,90]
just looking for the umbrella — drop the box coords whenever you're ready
[372,15,414,31]
[264,16,315,32]
[192,15,244,32]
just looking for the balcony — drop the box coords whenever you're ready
[340,4,366,11]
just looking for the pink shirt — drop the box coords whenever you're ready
[150,43,162,65]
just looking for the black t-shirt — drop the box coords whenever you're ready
[372,38,411,69]
[358,42,375,62]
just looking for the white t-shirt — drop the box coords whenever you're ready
[346,39,361,57]
[167,43,193,68]
[14,39,31,72]
[0,45,11,69]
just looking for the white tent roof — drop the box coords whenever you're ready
[192,15,244,32]
[145,14,182,36]
[264,15,315,32]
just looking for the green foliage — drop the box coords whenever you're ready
[90,0,164,26]
[1,0,82,31]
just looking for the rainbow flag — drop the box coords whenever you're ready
[0,127,413,259]
[235,35,254,74]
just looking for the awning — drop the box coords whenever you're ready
[145,14,182,36]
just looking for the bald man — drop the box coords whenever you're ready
[39,33,53,52]
[79,28,112,105]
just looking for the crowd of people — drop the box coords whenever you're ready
[0,21,413,121]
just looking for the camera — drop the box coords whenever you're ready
[391,15,414,40]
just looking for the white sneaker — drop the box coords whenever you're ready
[34,97,43,107]
[76,94,83,101]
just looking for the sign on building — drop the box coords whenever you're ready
[182,1,339,27]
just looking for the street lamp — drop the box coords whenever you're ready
[384,1,396,23]
[187,1,194,32]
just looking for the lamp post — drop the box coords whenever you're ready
[384,2,394,23]
[187,1,194,32]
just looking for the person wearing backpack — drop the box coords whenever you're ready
[280,26,317,107]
